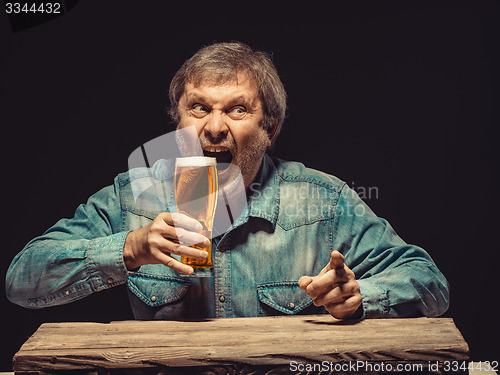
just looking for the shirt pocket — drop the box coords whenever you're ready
[127,273,189,307]
[257,281,316,315]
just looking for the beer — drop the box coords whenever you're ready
[174,157,218,269]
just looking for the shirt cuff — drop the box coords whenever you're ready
[357,279,389,319]
[85,231,131,292]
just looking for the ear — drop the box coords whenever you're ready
[267,121,279,146]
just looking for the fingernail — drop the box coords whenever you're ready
[200,250,208,259]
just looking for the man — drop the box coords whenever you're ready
[6,42,449,320]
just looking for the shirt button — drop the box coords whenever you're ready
[151,296,157,302]
[219,295,226,303]
[219,246,225,252]
[289,302,295,310]
[107,278,114,284]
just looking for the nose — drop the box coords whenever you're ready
[203,110,228,140]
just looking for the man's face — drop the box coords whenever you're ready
[176,74,270,190]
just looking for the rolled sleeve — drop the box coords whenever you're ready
[357,279,389,319]
[6,181,132,309]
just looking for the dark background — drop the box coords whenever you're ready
[1,0,498,370]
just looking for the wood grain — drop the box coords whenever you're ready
[13,315,469,374]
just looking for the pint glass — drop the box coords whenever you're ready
[174,157,218,271]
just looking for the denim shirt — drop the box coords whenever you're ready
[6,155,449,319]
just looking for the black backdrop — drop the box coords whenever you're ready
[1,1,498,370]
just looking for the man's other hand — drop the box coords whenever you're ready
[123,212,210,275]
[298,250,362,319]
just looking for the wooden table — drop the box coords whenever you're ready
[13,315,469,374]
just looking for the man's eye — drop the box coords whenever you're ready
[228,106,246,117]
[192,104,208,112]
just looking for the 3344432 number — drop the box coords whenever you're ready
[5,3,61,14]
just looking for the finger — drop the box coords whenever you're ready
[316,250,344,277]
[312,281,358,307]
[162,212,203,233]
[148,233,209,260]
[306,269,349,298]
[298,276,314,290]
[153,250,194,275]
[164,241,209,260]
[329,250,345,271]
[163,225,210,248]
[325,294,363,319]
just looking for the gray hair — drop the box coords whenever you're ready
[168,42,287,143]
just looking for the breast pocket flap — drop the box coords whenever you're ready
[257,282,313,315]
[127,273,189,307]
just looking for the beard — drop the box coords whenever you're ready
[198,128,269,191]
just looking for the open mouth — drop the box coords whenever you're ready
[203,148,233,171]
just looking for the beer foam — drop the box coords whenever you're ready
[175,156,217,167]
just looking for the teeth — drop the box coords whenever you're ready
[204,147,228,153]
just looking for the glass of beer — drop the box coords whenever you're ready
[174,157,218,277]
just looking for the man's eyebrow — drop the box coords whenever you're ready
[185,93,255,108]
[226,95,253,107]
[185,93,206,103]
